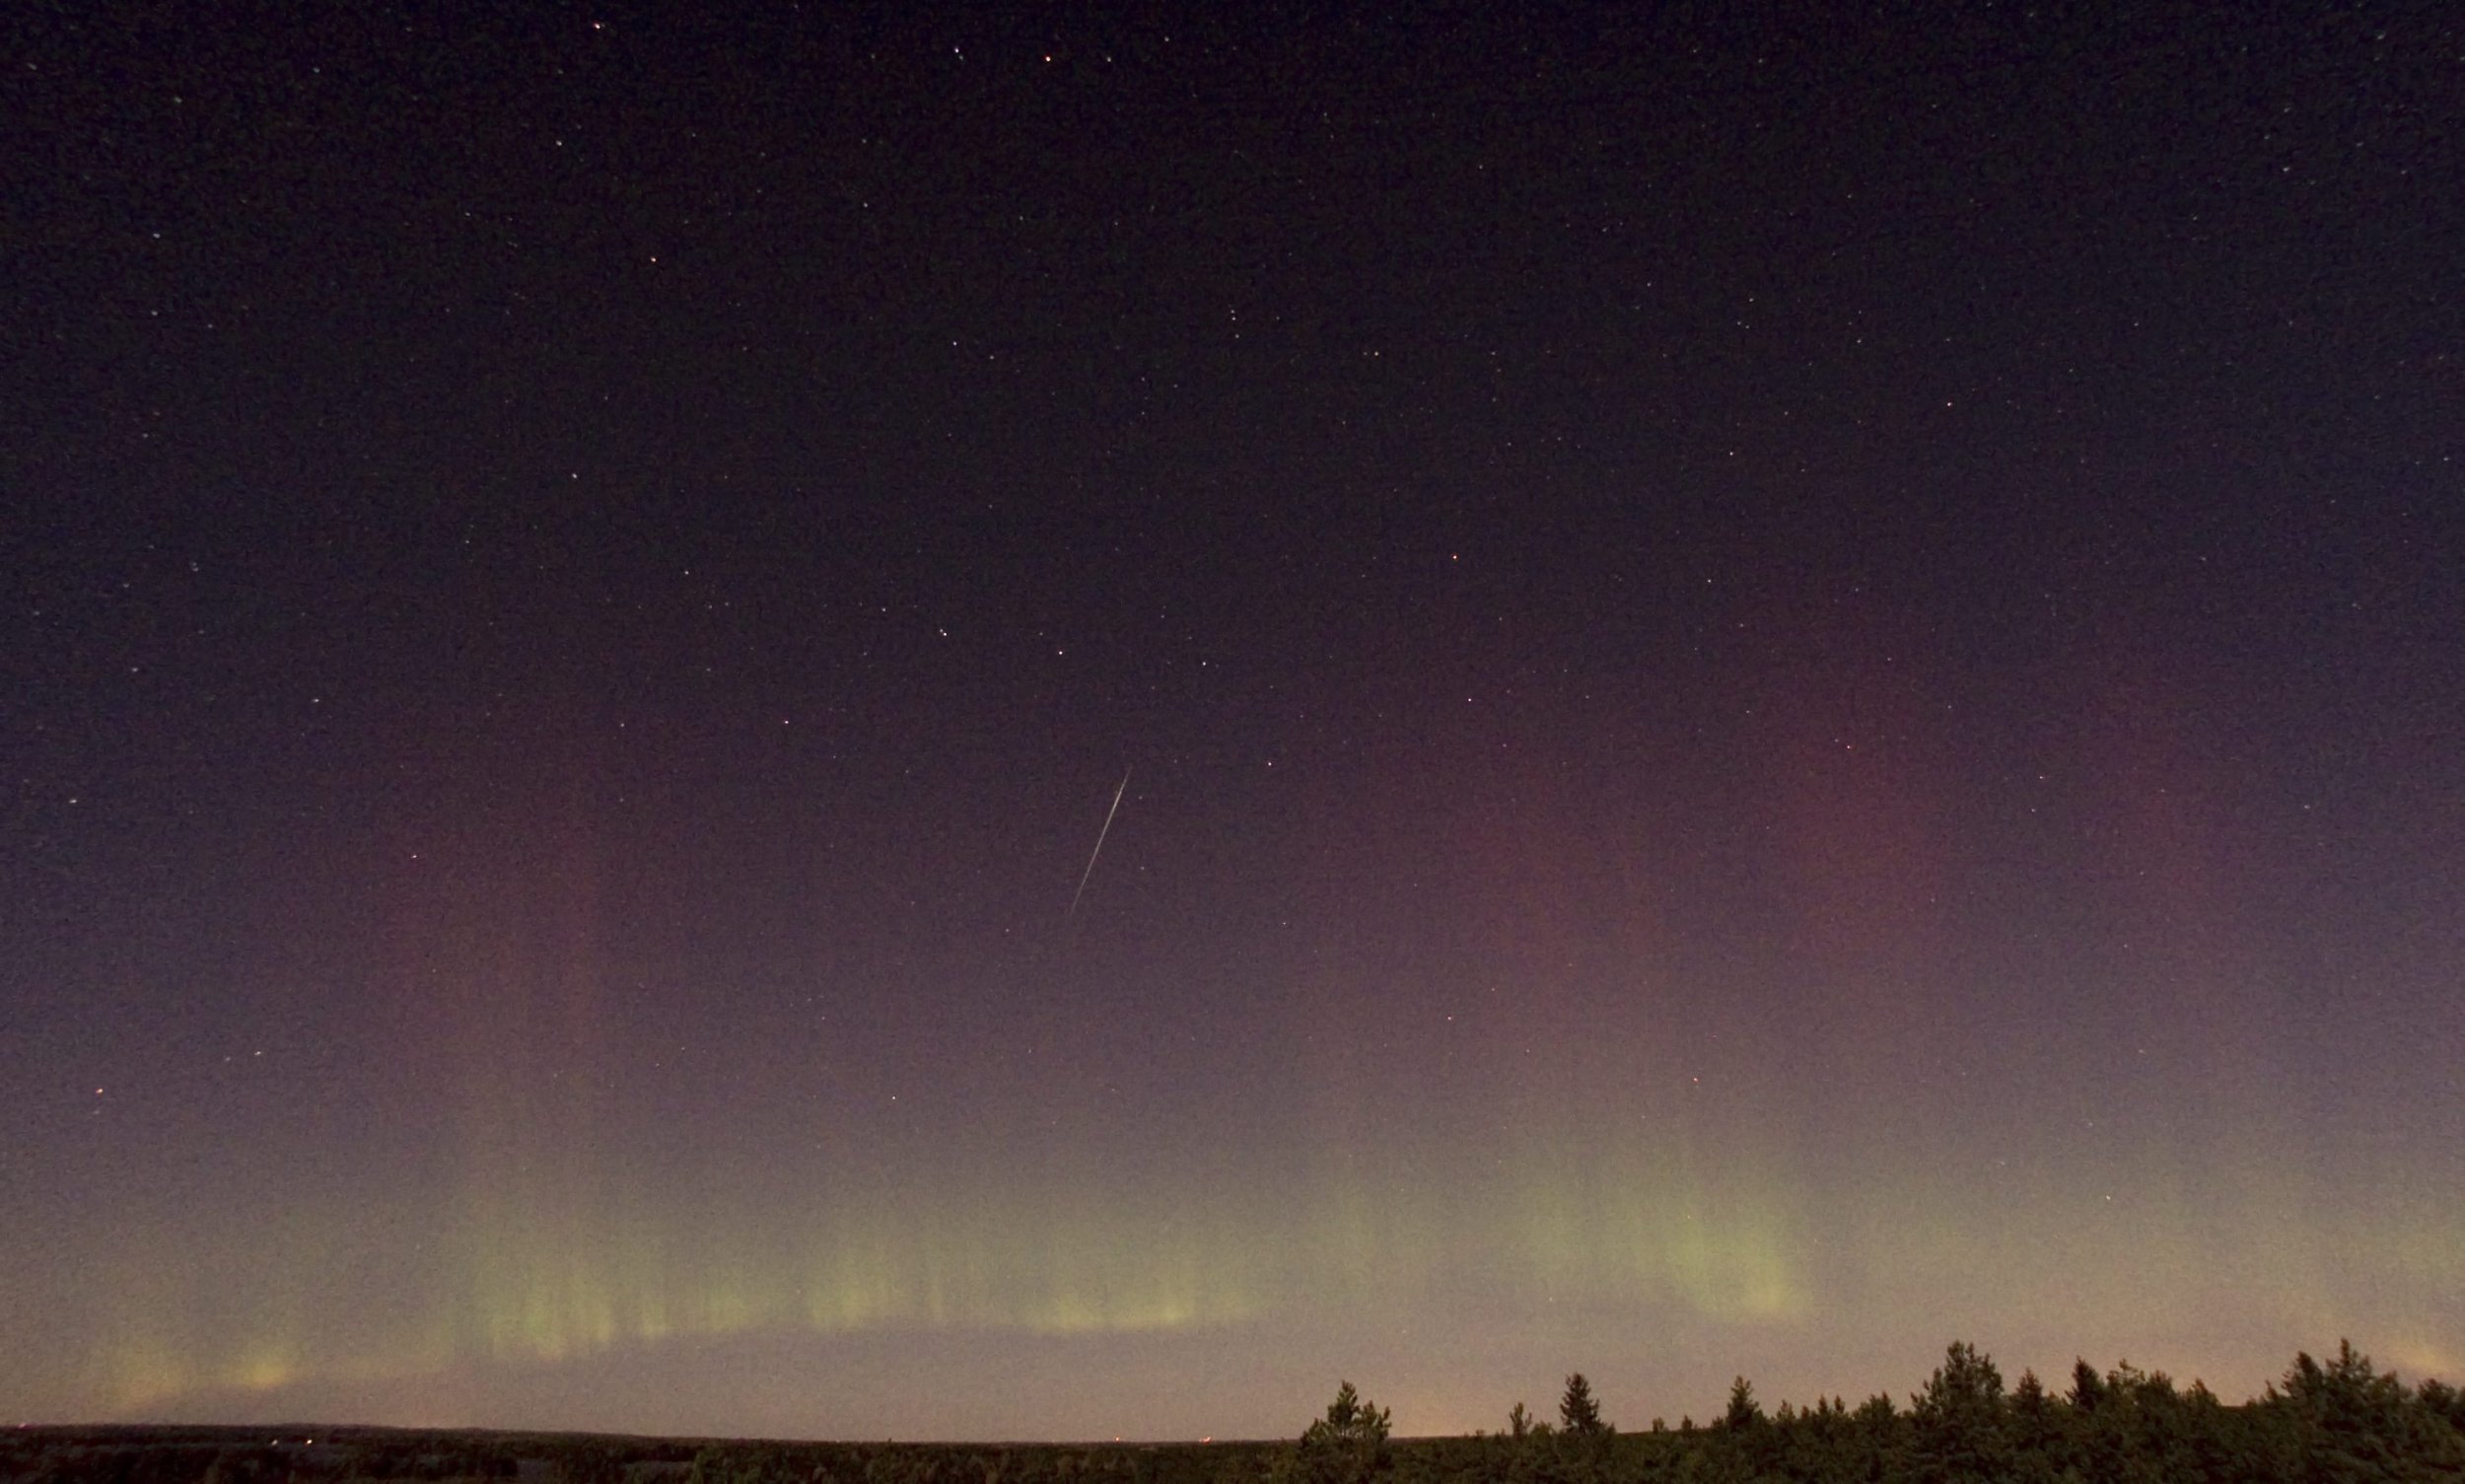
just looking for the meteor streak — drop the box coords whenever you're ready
[1066,768,1131,920]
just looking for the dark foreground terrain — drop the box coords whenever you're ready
[10,1341,2463,1484]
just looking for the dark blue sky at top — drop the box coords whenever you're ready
[4,0,2460,1441]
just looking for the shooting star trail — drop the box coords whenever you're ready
[1066,768,1131,920]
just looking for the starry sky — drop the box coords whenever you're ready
[5,0,2461,1444]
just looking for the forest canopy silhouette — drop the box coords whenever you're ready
[8,1340,2461,1484]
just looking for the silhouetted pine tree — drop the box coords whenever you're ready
[1906,1342,2010,1484]
[1721,1378,1762,1432]
[1286,1382,1392,1484]
[2066,1358,2106,1414]
[1558,1376,1606,1437]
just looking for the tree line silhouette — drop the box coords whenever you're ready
[6,1339,2459,1484]
[1289,1340,2465,1484]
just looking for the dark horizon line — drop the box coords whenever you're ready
[13,1337,2444,1449]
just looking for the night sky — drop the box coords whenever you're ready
[6,0,2462,1443]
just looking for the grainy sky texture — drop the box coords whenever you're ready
[6,0,2462,1443]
